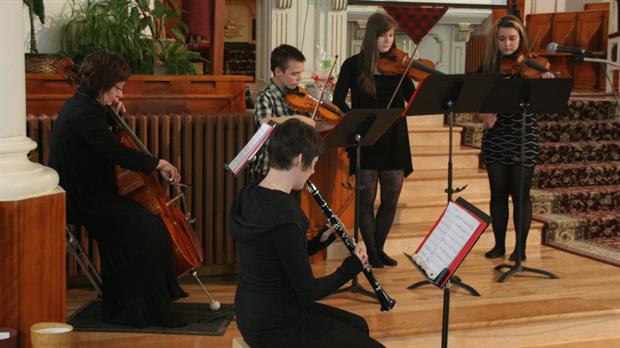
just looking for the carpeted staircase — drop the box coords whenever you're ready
[458,99,620,266]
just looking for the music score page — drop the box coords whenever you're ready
[415,202,481,279]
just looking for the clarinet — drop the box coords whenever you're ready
[306,180,396,312]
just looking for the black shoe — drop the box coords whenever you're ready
[379,251,398,266]
[485,246,505,259]
[368,251,384,268]
[158,313,188,328]
[509,250,526,261]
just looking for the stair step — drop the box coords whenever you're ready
[409,126,463,146]
[382,220,544,257]
[407,114,444,128]
[390,194,491,224]
[326,219,543,261]
[539,140,620,165]
[538,119,620,142]
[400,168,489,199]
[411,146,481,171]
[534,161,620,189]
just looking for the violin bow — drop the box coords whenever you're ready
[311,55,339,120]
[386,41,422,109]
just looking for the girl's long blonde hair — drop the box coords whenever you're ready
[481,15,529,73]
[358,12,397,96]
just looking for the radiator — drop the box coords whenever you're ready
[27,112,256,276]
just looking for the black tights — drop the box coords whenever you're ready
[358,169,404,257]
[486,163,535,252]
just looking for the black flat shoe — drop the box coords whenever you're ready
[509,250,526,261]
[379,251,398,266]
[368,252,384,268]
[485,246,505,259]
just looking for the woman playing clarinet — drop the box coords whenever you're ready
[229,119,384,348]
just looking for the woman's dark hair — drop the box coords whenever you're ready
[267,119,321,170]
[77,51,130,96]
[270,44,306,73]
[358,12,397,96]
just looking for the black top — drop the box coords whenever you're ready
[229,183,363,344]
[49,92,158,223]
[333,53,415,176]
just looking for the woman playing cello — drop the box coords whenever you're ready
[49,51,188,327]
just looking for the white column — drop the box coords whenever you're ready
[314,0,348,76]
[255,0,348,88]
[0,0,59,201]
[256,0,296,89]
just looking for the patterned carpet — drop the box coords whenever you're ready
[457,100,620,266]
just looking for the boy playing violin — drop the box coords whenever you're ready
[252,44,315,179]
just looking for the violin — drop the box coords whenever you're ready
[500,50,557,78]
[284,86,344,122]
[378,47,443,81]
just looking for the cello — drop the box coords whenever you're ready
[59,59,221,311]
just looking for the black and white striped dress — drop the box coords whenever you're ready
[482,109,539,167]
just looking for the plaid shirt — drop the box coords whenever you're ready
[252,79,299,176]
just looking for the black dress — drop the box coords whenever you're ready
[333,53,415,176]
[477,67,540,167]
[49,92,187,326]
[229,183,385,348]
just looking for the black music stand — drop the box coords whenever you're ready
[480,77,573,283]
[322,108,403,301]
[404,73,500,296]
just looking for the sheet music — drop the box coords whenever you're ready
[225,121,276,176]
[415,202,481,279]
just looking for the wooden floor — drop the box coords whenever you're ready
[67,233,620,347]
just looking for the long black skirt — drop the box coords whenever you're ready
[84,196,187,327]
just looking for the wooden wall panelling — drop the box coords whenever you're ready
[26,74,251,115]
[552,12,578,46]
[575,10,608,89]
[465,35,486,73]
[584,2,609,11]
[525,13,552,51]
[0,192,66,348]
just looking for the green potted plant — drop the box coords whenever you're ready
[135,0,204,74]
[61,0,153,73]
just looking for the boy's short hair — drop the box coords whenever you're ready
[270,44,306,73]
[267,119,321,170]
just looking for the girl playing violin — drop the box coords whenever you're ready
[478,15,554,261]
[333,12,415,268]
[49,51,188,327]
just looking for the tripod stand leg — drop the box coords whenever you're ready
[451,277,481,296]
[407,279,432,290]
[334,276,378,300]
[522,266,559,279]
